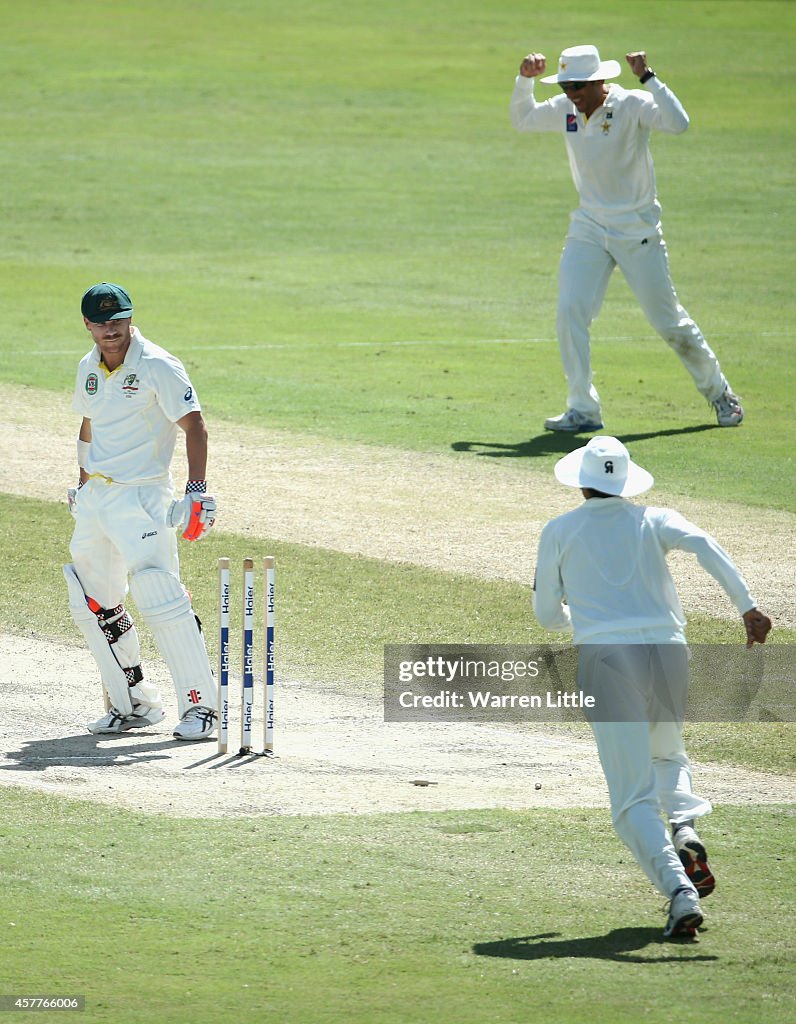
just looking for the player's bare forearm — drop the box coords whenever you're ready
[78,417,92,484]
[178,411,208,481]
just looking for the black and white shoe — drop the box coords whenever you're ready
[87,704,165,735]
[173,706,217,741]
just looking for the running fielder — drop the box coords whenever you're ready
[532,436,771,938]
[65,282,219,741]
[511,44,744,432]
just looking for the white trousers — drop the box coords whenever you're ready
[69,478,215,717]
[578,644,711,898]
[69,479,180,604]
[557,215,728,419]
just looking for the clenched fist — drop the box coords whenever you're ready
[625,51,650,78]
[742,608,772,648]
[520,52,547,78]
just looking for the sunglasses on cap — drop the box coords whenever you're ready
[560,81,590,92]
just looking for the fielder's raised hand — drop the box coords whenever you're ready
[168,480,217,541]
[520,52,546,78]
[742,608,772,648]
[625,51,650,78]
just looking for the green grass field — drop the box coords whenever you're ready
[1,1,794,1022]
[1,792,794,1024]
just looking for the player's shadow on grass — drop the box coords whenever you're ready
[452,424,718,460]
[473,928,718,963]
[2,732,184,772]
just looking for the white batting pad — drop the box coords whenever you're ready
[129,680,163,711]
[63,563,134,715]
[129,568,216,718]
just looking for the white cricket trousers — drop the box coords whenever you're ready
[68,478,216,718]
[577,644,711,899]
[69,478,179,607]
[557,216,727,419]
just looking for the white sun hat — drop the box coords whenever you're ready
[554,436,654,497]
[540,44,622,84]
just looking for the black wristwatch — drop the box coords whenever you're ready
[639,69,656,84]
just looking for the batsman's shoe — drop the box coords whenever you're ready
[173,706,217,741]
[712,388,744,427]
[663,885,703,940]
[673,825,716,898]
[544,408,604,433]
[87,704,165,735]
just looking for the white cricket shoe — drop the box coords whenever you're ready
[87,704,165,735]
[544,409,604,433]
[663,885,703,940]
[173,706,217,741]
[712,388,744,427]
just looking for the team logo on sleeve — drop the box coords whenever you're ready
[85,373,99,395]
[184,387,193,402]
[566,114,577,132]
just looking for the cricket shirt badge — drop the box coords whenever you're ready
[122,373,139,395]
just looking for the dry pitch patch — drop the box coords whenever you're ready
[1,383,794,628]
[2,632,793,818]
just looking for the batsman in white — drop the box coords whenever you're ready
[532,436,771,938]
[511,45,744,433]
[65,282,219,741]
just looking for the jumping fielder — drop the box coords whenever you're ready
[511,45,744,433]
[65,282,219,741]
[532,436,771,938]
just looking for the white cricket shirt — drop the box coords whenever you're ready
[72,327,202,484]
[510,76,689,237]
[532,497,756,644]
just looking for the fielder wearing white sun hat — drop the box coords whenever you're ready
[539,44,622,84]
[553,436,654,497]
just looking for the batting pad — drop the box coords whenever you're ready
[63,563,134,715]
[129,568,217,718]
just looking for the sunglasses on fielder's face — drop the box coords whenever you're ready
[560,81,589,92]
